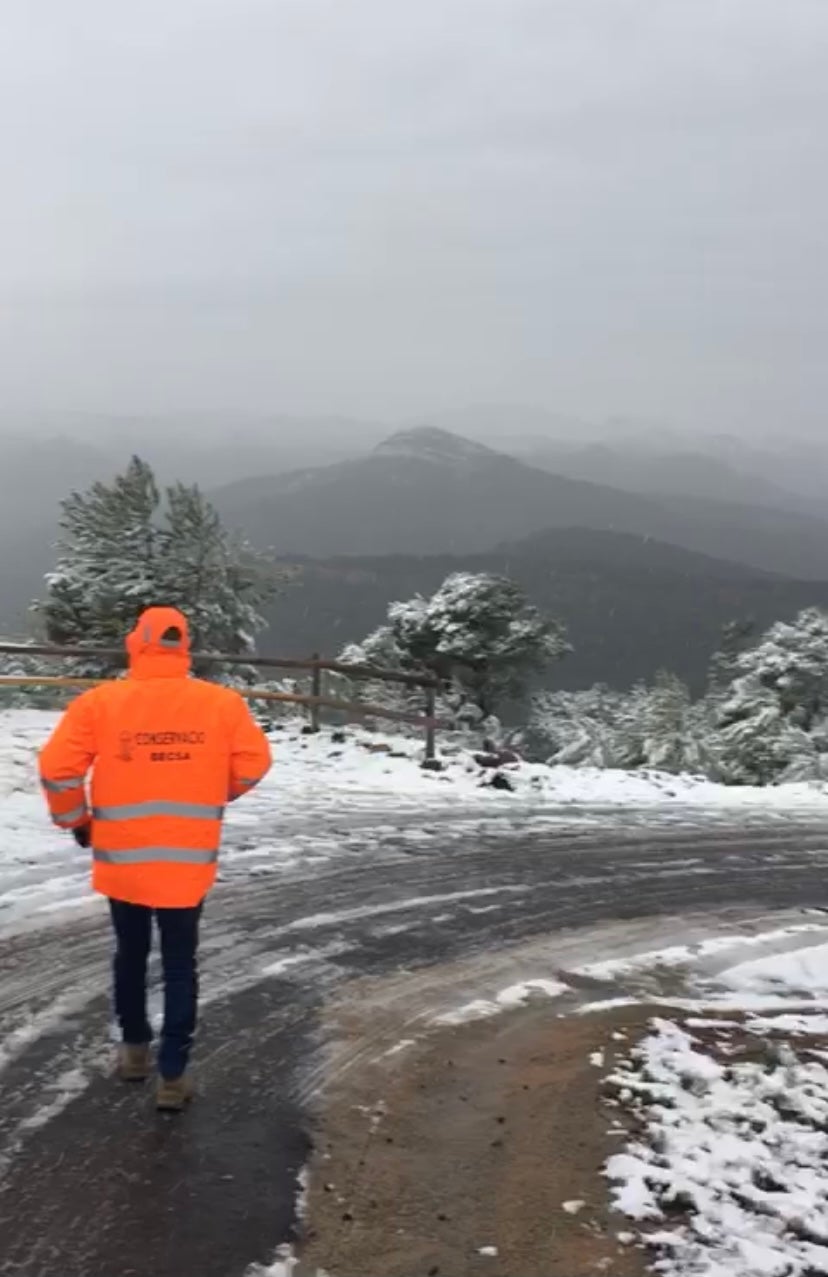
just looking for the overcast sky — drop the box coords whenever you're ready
[1,0,826,436]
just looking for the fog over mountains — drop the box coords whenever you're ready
[210,425,828,577]
[0,410,826,692]
[2,2,827,693]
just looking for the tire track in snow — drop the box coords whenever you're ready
[0,818,828,1274]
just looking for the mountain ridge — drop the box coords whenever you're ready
[212,425,828,579]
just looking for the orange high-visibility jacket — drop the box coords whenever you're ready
[38,607,272,908]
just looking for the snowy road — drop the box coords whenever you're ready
[2,809,828,1276]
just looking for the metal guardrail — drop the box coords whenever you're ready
[0,645,441,759]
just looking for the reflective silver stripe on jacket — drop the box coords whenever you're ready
[42,776,85,794]
[92,801,224,821]
[93,847,219,866]
[54,805,88,827]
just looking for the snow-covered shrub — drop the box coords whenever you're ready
[524,674,709,775]
[0,642,73,709]
[522,685,641,768]
[338,626,425,718]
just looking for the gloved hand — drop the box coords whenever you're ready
[72,824,91,850]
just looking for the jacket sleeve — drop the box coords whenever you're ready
[228,696,272,801]
[39,692,97,830]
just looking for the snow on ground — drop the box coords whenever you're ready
[246,1243,318,1277]
[606,1017,828,1276]
[433,977,569,1026]
[575,924,828,987]
[241,719,828,816]
[406,925,828,1273]
[717,943,828,1000]
[7,704,828,1269]
[603,935,828,1275]
[3,706,828,932]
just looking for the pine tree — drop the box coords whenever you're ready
[642,671,696,773]
[711,608,828,783]
[340,573,568,732]
[34,457,276,678]
[720,609,828,730]
[387,572,569,721]
[610,682,650,769]
[159,482,275,676]
[707,618,756,702]
[39,457,161,667]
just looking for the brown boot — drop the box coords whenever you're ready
[156,1073,195,1112]
[117,1043,152,1082]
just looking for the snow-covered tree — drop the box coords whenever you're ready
[340,624,408,673]
[34,456,277,677]
[39,457,160,661]
[712,698,816,786]
[161,481,275,673]
[643,671,699,773]
[740,608,828,728]
[710,608,828,784]
[339,573,568,733]
[387,572,568,721]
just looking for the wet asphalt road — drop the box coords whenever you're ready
[0,812,827,1276]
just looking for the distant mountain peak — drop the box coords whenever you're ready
[374,426,499,465]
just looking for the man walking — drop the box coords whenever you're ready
[39,607,272,1111]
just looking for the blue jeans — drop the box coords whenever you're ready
[109,899,203,1080]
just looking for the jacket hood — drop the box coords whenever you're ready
[126,607,191,678]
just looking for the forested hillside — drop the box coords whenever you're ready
[263,529,828,692]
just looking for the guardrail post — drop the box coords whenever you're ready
[310,654,322,733]
[424,684,437,761]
